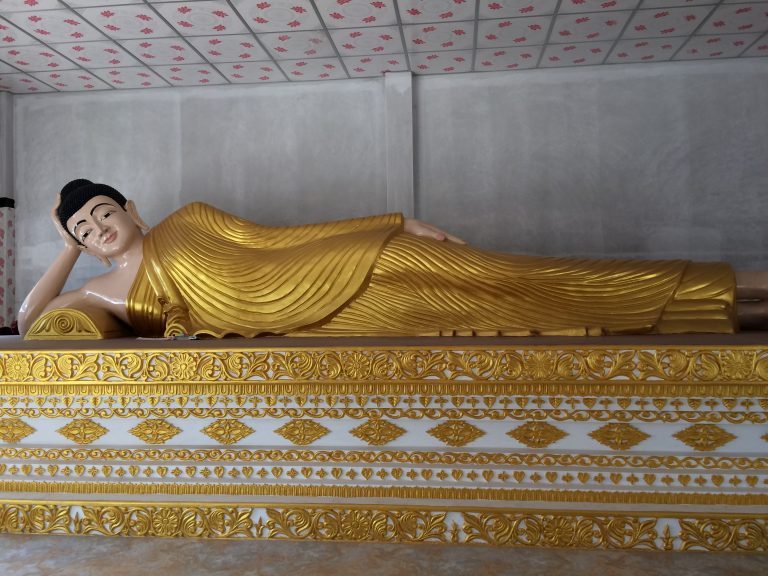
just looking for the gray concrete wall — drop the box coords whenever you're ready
[11,58,768,311]
[416,59,768,267]
[0,92,11,199]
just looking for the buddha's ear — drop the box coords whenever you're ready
[125,200,150,232]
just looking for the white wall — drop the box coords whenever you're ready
[11,58,768,310]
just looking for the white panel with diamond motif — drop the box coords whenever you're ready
[559,0,641,14]
[231,0,324,33]
[152,62,228,85]
[410,49,473,73]
[0,43,76,71]
[478,0,558,19]
[403,21,474,52]
[259,29,335,59]
[676,32,763,59]
[152,1,251,37]
[550,11,631,44]
[623,6,716,39]
[6,9,106,42]
[698,3,768,35]
[541,40,614,67]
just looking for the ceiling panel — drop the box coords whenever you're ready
[0,0,763,93]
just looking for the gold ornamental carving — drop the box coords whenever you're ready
[588,423,650,451]
[24,307,129,340]
[0,419,36,443]
[349,419,406,446]
[0,501,766,551]
[507,422,567,448]
[129,419,182,445]
[427,421,485,447]
[56,419,108,445]
[673,424,737,452]
[275,420,330,446]
[200,420,254,445]
[2,347,768,392]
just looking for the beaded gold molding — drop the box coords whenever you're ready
[0,500,766,551]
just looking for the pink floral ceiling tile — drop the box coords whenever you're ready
[0,72,54,92]
[550,11,630,43]
[329,26,403,56]
[279,57,347,80]
[559,0,640,13]
[5,9,106,42]
[0,19,39,46]
[152,63,228,85]
[697,3,768,35]
[343,53,407,76]
[0,0,62,11]
[409,49,472,73]
[741,34,768,56]
[91,66,169,89]
[50,40,140,68]
[185,34,269,62]
[120,37,204,65]
[476,16,550,48]
[314,0,398,29]
[642,0,730,7]
[231,0,323,33]
[214,60,284,82]
[258,30,335,60]
[0,44,78,71]
[152,1,250,36]
[76,4,177,39]
[675,33,761,59]
[479,0,558,19]
[398,0,477,24]
[402,21,474,52]
[606,36,685,63]
[67,0,144,7]
[540,40,613,66]
[474,45,541,70]
[30,69,111,90]
[623,6,716,38]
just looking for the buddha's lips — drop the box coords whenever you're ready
[104,232,116,244]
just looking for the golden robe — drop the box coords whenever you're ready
[126,203,737,338]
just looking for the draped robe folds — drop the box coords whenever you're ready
[127,203,737,338]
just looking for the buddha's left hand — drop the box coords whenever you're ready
[404,218,465,244]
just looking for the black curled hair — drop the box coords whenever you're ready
[57,179,127,241]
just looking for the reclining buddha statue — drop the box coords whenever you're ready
[18,179,768,339]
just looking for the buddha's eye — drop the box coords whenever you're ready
[100,211,113,221]
[80,229,91,241]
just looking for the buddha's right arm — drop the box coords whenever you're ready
[17,247,87,335]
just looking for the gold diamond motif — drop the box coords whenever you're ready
[201,419,254,445]
[57,419,108,445]
[0,418,36,443]
[589,423,650,451]
[350,419,406,446]
[508,421,568,448]
[673,424,737,452]
[129,419,182,445]
[275,419,330,446]
[427,420,485,447]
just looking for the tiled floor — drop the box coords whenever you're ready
[0,535,766,576]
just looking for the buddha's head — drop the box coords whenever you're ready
[57,179,147,260]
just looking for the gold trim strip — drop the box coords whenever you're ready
[0,499,766,550]
[2,349,768,391]
[2,447,765,470]
[0,480,766,505]
[1,407,765,422]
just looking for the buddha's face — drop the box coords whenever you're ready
[65,195,143,259]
